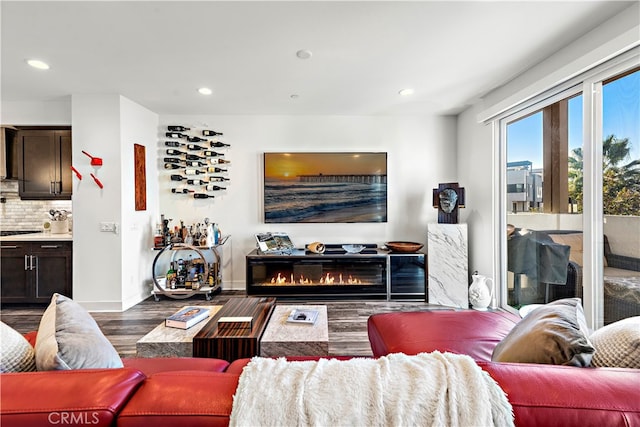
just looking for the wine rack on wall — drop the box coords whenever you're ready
[161,125,230,200]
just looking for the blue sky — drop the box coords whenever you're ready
[508,70,640,169]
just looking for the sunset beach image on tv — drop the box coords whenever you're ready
[263,152,387,223]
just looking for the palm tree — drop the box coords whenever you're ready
[568,135,640,215]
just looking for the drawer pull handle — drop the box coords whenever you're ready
[1,245,18,249]
[40,245,60,249]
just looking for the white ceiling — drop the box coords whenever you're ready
[1,1,635,116]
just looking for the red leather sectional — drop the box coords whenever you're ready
[2,310,639,426]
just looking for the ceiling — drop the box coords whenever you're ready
[1,1,635,116]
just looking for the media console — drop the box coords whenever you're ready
[246,245,426,300]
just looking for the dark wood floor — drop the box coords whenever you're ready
[0,291,448,358]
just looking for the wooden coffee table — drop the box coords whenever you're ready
[192,297,276,361]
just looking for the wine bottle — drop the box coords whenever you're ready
[166,132,187,138]
[186,144,206,151]
[171,188,194,194]
[203,130,223,136]
[168,126,190,132]
[170,174,186,181]
[186,160,207,167]
[165,141,185,147]
[186,154,205,161]
[187,136,208,143]
[207,167,227,173]
[184,169,206,175]
[203,150,224,157]
[166,149,185,156]
[164,157,182,164]
[208,176,230,182]
[205,184,226,191]
[210,141,230,148]
[187,179,207,185]
[164,163,184,170]
[194,193,215,199]
[209,158,230,165]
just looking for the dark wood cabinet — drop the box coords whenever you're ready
[17,129,72,200]
[0,241,72,303]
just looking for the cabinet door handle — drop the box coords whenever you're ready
[1,245,18,249]
[31,255,37,271]
[50,181,55,194]
[25,255,29,270]
[40,245,60,249]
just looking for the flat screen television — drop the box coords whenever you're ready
[263,152,387,223]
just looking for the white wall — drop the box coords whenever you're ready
[159,114,456,289]
[1,99,71,125]
[119,97,160,309]
[72,94,159,311]
[457,105,494,279]
[71,94,123,310]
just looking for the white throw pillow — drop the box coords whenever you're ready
[590,316,640,369]
[0,321,36,372]
[35,293,123,370]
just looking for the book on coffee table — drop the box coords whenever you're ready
[166,306,210,329]
[286,309,319,325]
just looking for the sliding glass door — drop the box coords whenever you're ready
[499,52,639,327]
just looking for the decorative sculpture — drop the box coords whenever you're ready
[433,182,465,224]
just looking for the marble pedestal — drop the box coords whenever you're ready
[427,224,469,309]
[260,305,329,357]
[136,305,222,357]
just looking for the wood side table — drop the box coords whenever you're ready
[192,297,275,361]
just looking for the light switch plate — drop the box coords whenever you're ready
[100,222,118,233]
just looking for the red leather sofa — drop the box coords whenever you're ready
[2,311,639,427]
[368,310,640,427]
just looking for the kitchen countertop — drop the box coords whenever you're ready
[0,232,73,242]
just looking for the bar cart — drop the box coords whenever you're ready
[151,237,228,301]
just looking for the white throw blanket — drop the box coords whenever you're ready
[229,352,514,427]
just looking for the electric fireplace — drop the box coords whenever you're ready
[246,248,388,298]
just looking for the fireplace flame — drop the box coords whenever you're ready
[268,272,362,285]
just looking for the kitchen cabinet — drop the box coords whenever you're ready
[17,129,72,200]
[0,241,72,303]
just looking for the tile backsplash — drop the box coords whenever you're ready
[0,180,72,231]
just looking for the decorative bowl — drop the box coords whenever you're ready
[342,244,366,254]
[384,241,424,253]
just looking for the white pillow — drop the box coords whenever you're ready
[590,316,640,369]
[35,293,123,370]
[0,321,36,372]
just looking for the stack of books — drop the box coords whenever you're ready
[165,306,210,329]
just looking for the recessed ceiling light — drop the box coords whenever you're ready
[398,88,414,97]
[27,59,50,70]
[296,49,312,60]
[198,87,212,95]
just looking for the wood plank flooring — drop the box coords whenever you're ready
[0,291,448,358]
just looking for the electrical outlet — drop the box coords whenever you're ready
[100,222,117,233]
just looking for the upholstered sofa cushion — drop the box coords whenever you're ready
[0,321,36,373]
[492,298,594,366]
[590,316,640,368]
[35,293,123,370]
